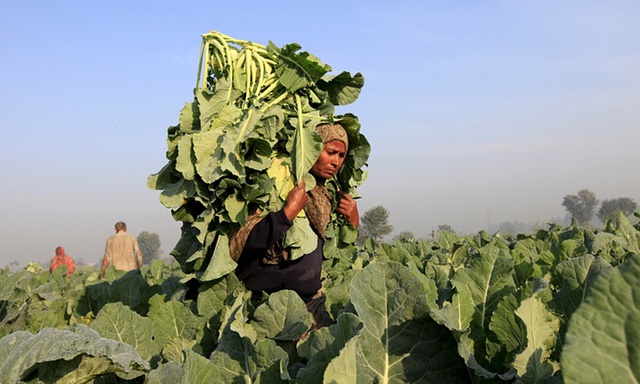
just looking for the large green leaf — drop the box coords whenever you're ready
[91,302,160,362]
[147,299,199,348]
[196,274,243,338]
[212,104,243,131]
[210,132,246,181]
[159,178,196,209]
[318,71,365,106]
[290,105,323,183]
[453,245,516,328]
[0,325,148,383]
[198,233,237,282]
[513,292,561,383]
[181,349,220,383]
[602,212,640,257]
[296,313,362,384]
[447,245,517,377]
[176,136,196,180]
[24,297,68,333]
[221,288,258,343]
[488,294,525,355]
[284,217,319,260]
[561,253,640,383]
[349,261,470,383]
[146,362,184,384]
[322,337,358,383]
[107,270,150,313]
[591,232,629,262]
[177,100,200,133]
[223,190,247,224]
[273,42,330,92]
[192,130,223,184]
[227,106,263,146]
[430,287,474,332]
[251,289,313,341]
[196,84,240,131]
[211,328,290,383]
[552,254,610,322]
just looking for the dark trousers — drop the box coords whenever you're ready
[301,291,334,329]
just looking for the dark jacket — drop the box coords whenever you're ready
[234,210,323,298]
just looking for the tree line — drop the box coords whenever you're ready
[562,189,638,226]
[356,189,638,243]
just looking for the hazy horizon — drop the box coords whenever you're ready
[2,1,639,269]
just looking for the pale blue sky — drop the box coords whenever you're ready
[1,1,639,268]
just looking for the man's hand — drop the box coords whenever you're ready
[283,181,308,221]
[337,190,359,228]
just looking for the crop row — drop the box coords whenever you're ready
[1,213,639,383]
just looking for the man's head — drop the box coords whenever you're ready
[311,123,348,180]
[115,221,127,233]
[55,246,65,256]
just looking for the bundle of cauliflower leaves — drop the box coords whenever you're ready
[148,30,370,283]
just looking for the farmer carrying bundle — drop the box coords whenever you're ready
[148,31,370,319]
[232,122,358,327]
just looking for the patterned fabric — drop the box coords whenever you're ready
[230,208,292,266]
[50,246,75,276]
[316,123,348,151]
[229,208,265,262]
[305,184,332,239]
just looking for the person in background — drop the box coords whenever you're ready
[50,246,75,276]
[231,123,359,329]
[100,221,143,278]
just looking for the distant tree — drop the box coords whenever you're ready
[360,205,393,242]
[494,221,528,235]
[137,231,161,264]
[597,197,638,223]
[562,189,598,225]
[395,231,415,241]
[437,224,454,233]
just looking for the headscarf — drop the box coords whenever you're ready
[316,123,348,151]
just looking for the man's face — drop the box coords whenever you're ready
[310,140,347,180]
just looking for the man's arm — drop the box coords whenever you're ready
[133,238,143,268]
[99,240,111,278]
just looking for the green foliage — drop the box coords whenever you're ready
[348,261,469,383]
[3,204,640,382]
[0,325,148,383]
[561,253,640,383]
